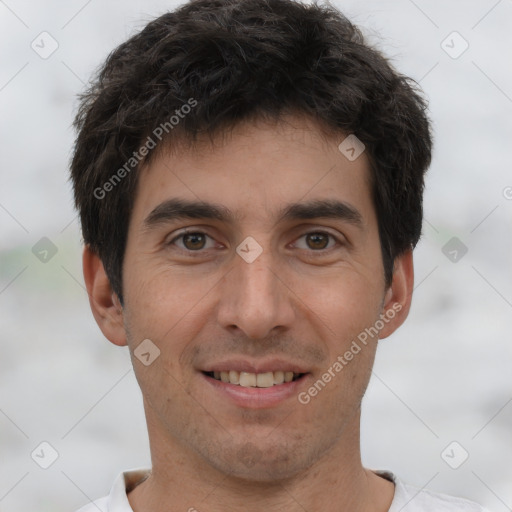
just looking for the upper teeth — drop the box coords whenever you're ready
[212,370,298,387]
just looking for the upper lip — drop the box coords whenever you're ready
[201,358,310,374]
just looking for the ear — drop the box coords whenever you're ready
[378,249,414,340]
[82,246,127,347]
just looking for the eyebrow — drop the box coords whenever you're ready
[142,198,363,230]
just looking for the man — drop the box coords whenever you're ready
[70,0,489,510]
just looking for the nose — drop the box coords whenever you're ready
[216,248,296,340]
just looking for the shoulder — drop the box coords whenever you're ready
[74,496,109,512]
[375,470,490,512]
[396,480,489,511]
[71,468,151,512]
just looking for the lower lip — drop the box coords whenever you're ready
[201,372,309,409]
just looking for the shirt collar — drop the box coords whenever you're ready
[106,468,400,511]
[108,468,151,511]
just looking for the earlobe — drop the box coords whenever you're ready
[379,249,414,340]
[82,246,127,347]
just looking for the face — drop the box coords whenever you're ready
[87,114,411,482]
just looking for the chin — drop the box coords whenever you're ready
[200,440,316,483]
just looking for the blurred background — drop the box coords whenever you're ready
[0,0,511,510]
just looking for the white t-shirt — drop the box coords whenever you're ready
[75,468,490,511]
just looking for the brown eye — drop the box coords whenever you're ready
[305,232,330,250]
[168,231,215,252]
[292,231,340,252]
[182,233,207,250]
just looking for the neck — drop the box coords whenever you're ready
[128,407,394,512]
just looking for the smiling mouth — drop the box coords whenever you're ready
[203,370,305,388]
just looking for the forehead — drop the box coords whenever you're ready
[132,114,374,228]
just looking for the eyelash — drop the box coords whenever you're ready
[167,230,341,253]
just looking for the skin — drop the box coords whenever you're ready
[84,114,414,512]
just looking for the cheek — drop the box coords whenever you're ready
[301,267,384,337]
[124,262,216,337]
[304,283,381,406]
